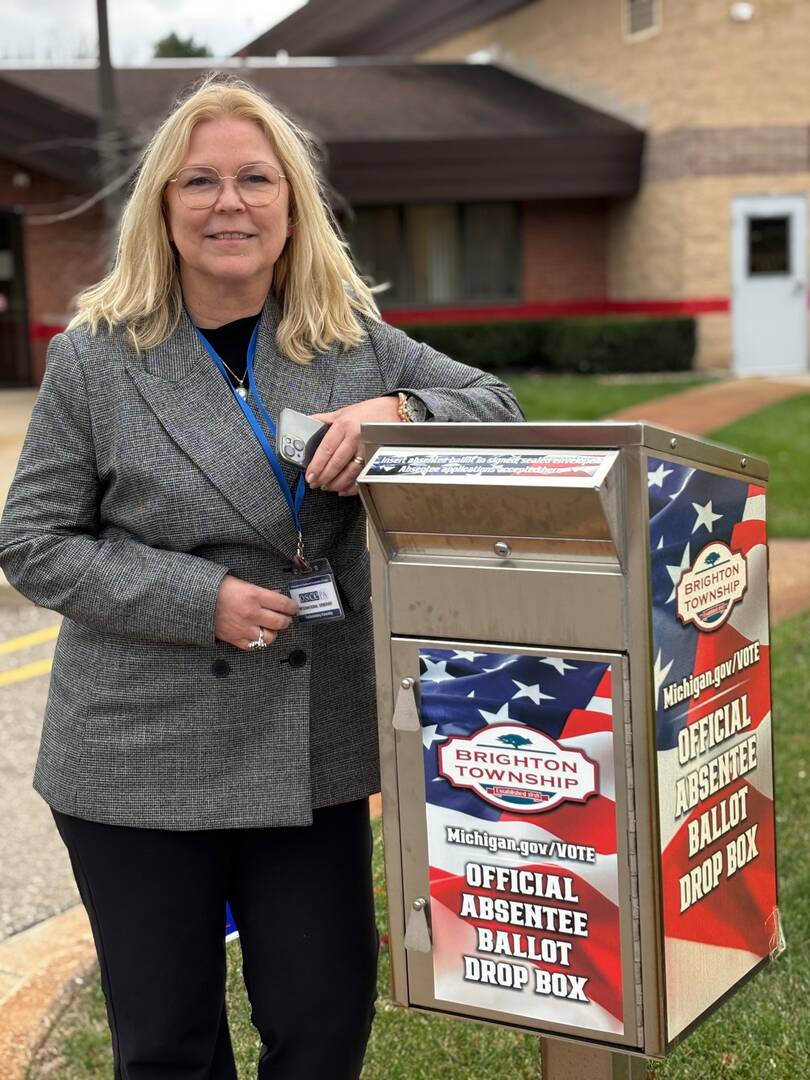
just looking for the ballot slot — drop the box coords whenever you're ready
[360,446,624,564]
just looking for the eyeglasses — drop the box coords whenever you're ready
[168,163,287,208]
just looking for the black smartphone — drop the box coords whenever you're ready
[276,408,329,470]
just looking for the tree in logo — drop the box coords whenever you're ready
[704,551,722,566]
[497,733,532,750]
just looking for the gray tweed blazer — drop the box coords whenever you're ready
[0,296,523,829]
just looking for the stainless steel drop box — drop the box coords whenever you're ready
[358,423,779,1058]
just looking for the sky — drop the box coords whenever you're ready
[0,0,306,64]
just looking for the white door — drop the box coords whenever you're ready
[731,195,808,375]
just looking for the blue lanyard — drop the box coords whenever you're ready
[195,322,307,540]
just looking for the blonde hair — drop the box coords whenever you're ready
[69,73,380,362]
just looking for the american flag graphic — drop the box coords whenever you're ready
[225,902,238,942]
[419,648,625,1035]
[648,456,777,1040]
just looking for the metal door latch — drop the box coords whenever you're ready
[392,677,420,731]
[404,897,432,952]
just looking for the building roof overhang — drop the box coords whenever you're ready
[236,0,534,59]
[0,75,98,186]
[0,60,643,203]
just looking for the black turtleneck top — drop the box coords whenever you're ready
[196,312,262,389]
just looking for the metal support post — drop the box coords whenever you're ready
[540,1039,647,1080]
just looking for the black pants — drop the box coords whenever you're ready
[53,799,379,1080]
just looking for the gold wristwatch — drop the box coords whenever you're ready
[397,392,428,423]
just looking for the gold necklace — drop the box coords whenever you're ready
[218,358,249,399]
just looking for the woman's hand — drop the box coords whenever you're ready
[306,396,401,495]
[214,574,299,651]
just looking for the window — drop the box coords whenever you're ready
[462,204,521,301]
[0,208,31,386]
[349,203,520,307]
[624,0,661,39]
[406,205,462,304]
[748,217,790,276]
[349,206,406,303]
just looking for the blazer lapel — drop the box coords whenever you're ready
[251,296,341,423]
[125,295,336,554]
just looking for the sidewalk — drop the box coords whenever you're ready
[0,391,38,600]
[0,390,38,512]
[2,373,810,1077]
[608,373,810,432]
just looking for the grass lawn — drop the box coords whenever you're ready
[30,608,810,1079]
[506,374,704,422]
[707,394,810,538]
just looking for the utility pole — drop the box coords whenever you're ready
[95,0,122,260]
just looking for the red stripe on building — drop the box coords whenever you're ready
[384,297,730,325]
[30,323,64,342]
[29,297,729,342]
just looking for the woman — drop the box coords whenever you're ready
[0,75,523,1078]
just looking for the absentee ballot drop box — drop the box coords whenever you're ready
[357,422,780,1059]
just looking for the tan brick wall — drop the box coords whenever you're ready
[607,180,687,299]
[521,199,608,301]
[0,159,105,381]
[421,0,683,131]
[421,0,810,133]
[681,0,810,128]
[682,173,810,296]
[423,1,810,374]
[696,313,733,373]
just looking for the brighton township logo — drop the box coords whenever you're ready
[437,723,598,813]
[676,540,748,632]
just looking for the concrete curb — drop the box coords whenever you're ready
[0,906,95,1079]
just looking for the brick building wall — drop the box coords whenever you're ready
[422,0,810,371]
[522,199,608,302]
[0,158,105,382]
[421,0,810,134]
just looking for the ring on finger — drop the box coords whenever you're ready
[352,456,365,466]
[248,628,268,650]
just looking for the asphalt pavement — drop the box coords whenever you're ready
[0,603,77,944]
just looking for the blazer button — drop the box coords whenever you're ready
[287,649,308,669]
[211,659,231,678]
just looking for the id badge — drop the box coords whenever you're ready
[288,559,345,623]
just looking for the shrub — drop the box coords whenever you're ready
[399,316,695,374]
[542,316,695,374]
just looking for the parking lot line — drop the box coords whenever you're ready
[0,658,53,687]
[0,625,60,655]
